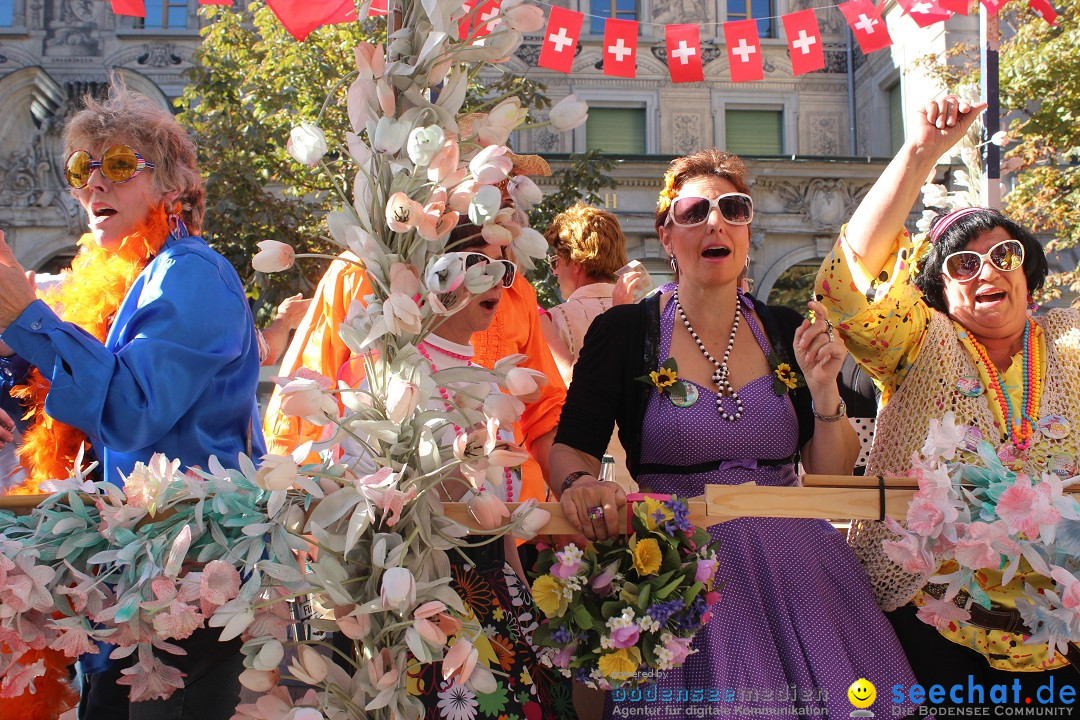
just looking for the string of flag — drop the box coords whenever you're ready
[107,0,1059,62]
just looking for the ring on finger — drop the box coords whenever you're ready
[586,505,605,521]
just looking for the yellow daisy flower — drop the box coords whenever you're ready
[642,497,674,531]
[531,575,568,617]
[598,647,642,681]
[633,538,663,576]
[774,363,798,390]
[649,367,677,390]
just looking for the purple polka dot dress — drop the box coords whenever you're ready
[606,297,920,718]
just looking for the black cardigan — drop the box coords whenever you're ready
[553,292,815,479]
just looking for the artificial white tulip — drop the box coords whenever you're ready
[550,94,589,132]
[286,123,328,166]
[251,240,295,273]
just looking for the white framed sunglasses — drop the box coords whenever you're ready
[448,251,517,288]
[666,193,754,228]
[942,239,1025,282]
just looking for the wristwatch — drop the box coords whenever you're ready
[811,398,847,422]
[560,470,594,494]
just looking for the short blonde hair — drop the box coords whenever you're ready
[655,150,750,233]
[544,202,629,279]
[64,82,206,234]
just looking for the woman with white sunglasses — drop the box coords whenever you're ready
[549,149,919,718]
[817,97,1079,703]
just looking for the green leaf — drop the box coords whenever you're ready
[573,605,594,630]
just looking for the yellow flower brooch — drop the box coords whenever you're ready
[768,352,804,396]
[656,170,679,215]
[636,357,690,404]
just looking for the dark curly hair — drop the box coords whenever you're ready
[914,208,1047,314]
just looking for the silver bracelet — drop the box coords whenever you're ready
[811,398,847,422]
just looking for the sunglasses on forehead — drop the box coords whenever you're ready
[65,145,155,189]
[666,193,754,228]
[942,239,1025,282]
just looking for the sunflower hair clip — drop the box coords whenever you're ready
[636,357,689,403]
[656,171,679,215]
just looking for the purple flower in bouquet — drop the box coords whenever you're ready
[694,557,718,585]
[610,625,640,649]
[661,634,694,667]
[551,545,585,579]
[590,561,619,596]
[551,644,576,668]
[663,498,695,534]
[646,599,685,626]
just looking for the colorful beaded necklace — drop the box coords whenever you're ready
[417,340,515,502]
[966,318,1044,451]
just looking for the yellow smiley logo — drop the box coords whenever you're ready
[847,678,876,709]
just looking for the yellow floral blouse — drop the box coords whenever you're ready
[816,226,1068,671]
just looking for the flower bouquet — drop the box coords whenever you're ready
[882,411,1080,655]
[530,495,721,689]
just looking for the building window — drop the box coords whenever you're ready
[727,0,774,38]
[589,0,637,36]
[726,109,782,155]
[585,107,647,154]
[888,82,904,154]
[0,0,14,26]
[135,0,189,29]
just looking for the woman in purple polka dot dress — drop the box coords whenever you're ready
[550,150,920,719]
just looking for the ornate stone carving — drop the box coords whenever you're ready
[808,114,840,156]
[756,178,871,231]
[821,49,848,74]
[672,113,700,156]
[533,126,560,153]
[135,42,185,67]
[44,0,102,57]
[515,42,580,67]
[652,0,707,25]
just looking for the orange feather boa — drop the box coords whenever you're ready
[7,208,168,494]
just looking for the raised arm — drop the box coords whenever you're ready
[845,96,986,276]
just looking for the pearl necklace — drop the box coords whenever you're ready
[674,289,743,421]
[417,341,515,502]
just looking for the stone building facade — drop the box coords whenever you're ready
[0,0,980,303]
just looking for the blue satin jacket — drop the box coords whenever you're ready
[0,233,266,485]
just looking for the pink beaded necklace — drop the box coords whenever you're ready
[418,340,515,502]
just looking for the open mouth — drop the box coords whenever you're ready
[702,246,731,259]
[91,204,117,219]
[975,288,1007,305]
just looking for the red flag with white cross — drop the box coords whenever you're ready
[724,20,763,83]
[937,0,971,14]
[782,10,824,76]
[980,0,1010,14]
[472,0,502,37]
[539,6,583,73]
[896,0,953,28]
[458,0,476,40]
[839,0,893,53]
[111,0,145,16]
[368,0,388,15]
[603,18,639,78]
[665,24,704,83]
[1028,0,1056,22]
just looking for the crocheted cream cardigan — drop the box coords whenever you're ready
[851,307,1080,611]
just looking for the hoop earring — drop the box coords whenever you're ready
[669,254,678,273]
[167,213,189,240]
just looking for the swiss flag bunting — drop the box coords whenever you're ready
[665,24,704,83]
[538,6,583,74]
[782,10,824,75]
[1028,0,1058,24]
[980,0,1010,13]
[265,0,353,40]
[472,0,502,38]
[111,0,145,16]
[897,0,953,27]
[724,20,763,83]
[368,0,388,16]
[458,1,476,40]
[603,18,639,78]
[937,0,971,14]
[839,0,893,53]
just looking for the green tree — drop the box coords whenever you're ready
[999,1,1080,296]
